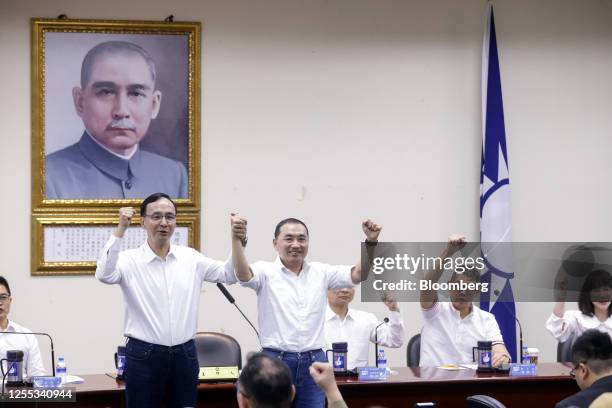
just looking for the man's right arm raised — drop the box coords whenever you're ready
[95,207,133,284]
[420,234,466,310]
[230,213,254,282]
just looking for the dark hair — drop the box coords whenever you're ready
[578,269,612,317]
[571,329,612,375]
[140,193,177,217]
[238,353,293,408]
[274,218,309,239]
[0,276,10,295]
[81,41,157,88]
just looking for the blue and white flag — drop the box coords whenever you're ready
[479,4,517,362]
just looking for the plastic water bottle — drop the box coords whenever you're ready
[56,357,67,386]
[376,348,387,369]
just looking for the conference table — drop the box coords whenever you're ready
[40,363,577,408]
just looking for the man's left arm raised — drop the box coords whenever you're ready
[350,219,382,284]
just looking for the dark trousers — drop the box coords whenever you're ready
[263,348,327,408]
[124,337,199,408]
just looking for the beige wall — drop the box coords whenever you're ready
[1,0,611,374]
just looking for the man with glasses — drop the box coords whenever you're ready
[419,235,511,367]
[96,192,237,408]
[325,287,404,369]
[0,276,45,378]
[556,329,612,408]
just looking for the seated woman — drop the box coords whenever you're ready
[546,269,612,343]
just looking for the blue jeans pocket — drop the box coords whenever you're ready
[126,340,153,361]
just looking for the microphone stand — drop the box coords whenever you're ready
[216,283,260,338]
[373,318,389,367]
[515,317,524,364]
[0,331,55,376]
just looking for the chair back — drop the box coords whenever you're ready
[194,331,242,368]
[466,394,507,408]
[406,333,421,366]
[557,337,576,362]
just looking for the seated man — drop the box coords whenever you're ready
[0,276,45,377]
[555,329,612,408]
[419,235,511,367]
[236,353,348,408]
[325,287,405,368]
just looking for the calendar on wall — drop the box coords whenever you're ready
[32,214,199,275]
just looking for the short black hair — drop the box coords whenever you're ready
[274,218,309,239]
[571,329,612,375]
[81,41,157,88]
[238,353,293,408]
[578,269,612,317]
[140,193,177,217]
[0,276,10,295]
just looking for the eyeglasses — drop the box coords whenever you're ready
[569,368,576,379]
[0,294,10,303]
[144,213,176,222]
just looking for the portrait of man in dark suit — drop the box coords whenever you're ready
[45,39,189,200]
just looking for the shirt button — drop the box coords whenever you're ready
[125,180,132,189]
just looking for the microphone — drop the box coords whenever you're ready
[0,331,56,376]
[493,288,523,364]
[216,283,259,338]
[374,317,389,368]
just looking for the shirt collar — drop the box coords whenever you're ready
[86,130,138,160]
[140,240,175,263]
[326,305,354,322]
[2,320,18,332]
[78,132,144,181]
[274,257,309,275]
[451,303,474,320]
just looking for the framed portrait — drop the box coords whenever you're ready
[31,18,201,209]
[32,213,200,275]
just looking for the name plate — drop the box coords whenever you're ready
[357,367,389,381]
[509,364,537,377]
[32,376,62,388]
[198,366,239,382]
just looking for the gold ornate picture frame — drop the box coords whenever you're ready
[31,18,201,209]
[32,213,200,276]
[31,18,202,275]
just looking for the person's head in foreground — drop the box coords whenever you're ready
[140,192,177,247]
[569,329,612,391]
[0,275,11,329]
[237,352,295,408]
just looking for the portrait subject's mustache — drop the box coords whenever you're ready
[106,118,136,131]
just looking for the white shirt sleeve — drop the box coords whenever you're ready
[422,301,441,320]
[238,262,264,291]
[25,337,45,377]
[196,251,238,284]
[545,312,576,343]
[484,313,504,343]
[369,310,405,348]
[95,234,123,284]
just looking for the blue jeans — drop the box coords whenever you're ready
[124,337,199,408]
[263,348,327,408]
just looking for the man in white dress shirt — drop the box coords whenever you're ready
[325,287,404,369]
[96,192,236,408]
[0,276,45,378]
[230,215,381,408]
[419,235,511,367]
